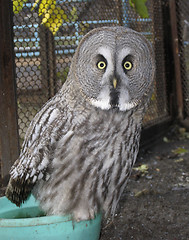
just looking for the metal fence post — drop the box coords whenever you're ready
[0,0,20,180]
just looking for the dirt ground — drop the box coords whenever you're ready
[0,125,189,240]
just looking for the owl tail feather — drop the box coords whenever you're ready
[5,177,34,207]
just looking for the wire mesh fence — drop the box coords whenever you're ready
[13,0,170,144]
[176,0,189,118]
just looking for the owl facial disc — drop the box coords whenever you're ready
[75,26,155,112]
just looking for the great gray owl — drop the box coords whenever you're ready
[6,26,155,221]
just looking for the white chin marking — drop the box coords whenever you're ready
[90,98,138,111]
[119,101,138,111]
[90,98,111,110]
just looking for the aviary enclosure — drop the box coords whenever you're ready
[0,0,189,239]
[1,0,189,179]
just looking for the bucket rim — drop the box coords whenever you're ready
[0,196,102,227]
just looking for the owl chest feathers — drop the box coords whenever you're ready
[34,106,142,217]
[52,107,140,172]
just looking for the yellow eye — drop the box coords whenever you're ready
[97,61,106,70]
[123,61,132,70]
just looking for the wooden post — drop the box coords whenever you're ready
[0,0,20,180]
[39,25,56,99]
[169,0,184,119]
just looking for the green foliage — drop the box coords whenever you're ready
[79,22,90,36]
[133,164,149,175]
[13,0,28,13]
[129,0,149,18]
[57,67,70,84]
[172,147,189,155]
[13,0,149,34]
[12,0,20,14]
[12,0,78,35]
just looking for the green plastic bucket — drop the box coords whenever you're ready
[0,195,102,240]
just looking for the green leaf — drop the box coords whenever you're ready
[151,92,156,101]
[70,7,78,22]
[38,0,56,16]
[31,0,40,11]
[174,158,184,163]
[42,8,64,35]
[133,164,149,174]
[129,0,149,18]
[163,137,170,143]
[172,147,189,155]
[13,0,28,14]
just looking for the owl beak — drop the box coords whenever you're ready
[113,78,117,89]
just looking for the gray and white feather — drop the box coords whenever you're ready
[6,26,155,221]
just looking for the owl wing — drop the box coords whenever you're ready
[5,98,68,206]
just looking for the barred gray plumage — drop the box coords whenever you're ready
[6,26,155,221]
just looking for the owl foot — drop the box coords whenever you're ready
[73,208,95,222]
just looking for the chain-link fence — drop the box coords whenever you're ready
[13,0,169,145]
[176,0,189,118]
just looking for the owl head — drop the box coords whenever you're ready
[69,26,155,111]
